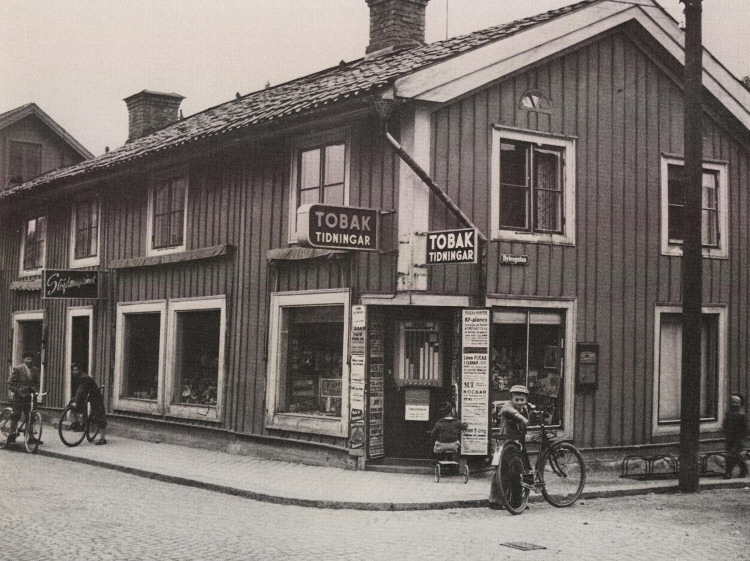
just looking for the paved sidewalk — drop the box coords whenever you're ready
[19,431,750,511]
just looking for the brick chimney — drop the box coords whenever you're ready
[365,0,430,57]
[123,90,185,142]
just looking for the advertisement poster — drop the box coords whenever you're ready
[349,306,367,446]
[368,311,385,458]
[460,309,490,455]
[404,388,430,421]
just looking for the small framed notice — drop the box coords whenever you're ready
[576,343,599,391]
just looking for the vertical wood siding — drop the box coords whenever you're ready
[0,117,398,446]
[429,31,750,448]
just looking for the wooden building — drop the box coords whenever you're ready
[2,0,750,468]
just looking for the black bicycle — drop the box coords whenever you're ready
[490,404,586,515]
[0,391,47,453]
[58,386,105,447]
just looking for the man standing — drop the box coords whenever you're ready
[7,352,40,444]
[69,362,107,445]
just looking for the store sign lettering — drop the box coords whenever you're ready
[297,203,379,251]
[426,228,477,265]
[42,269,101,299]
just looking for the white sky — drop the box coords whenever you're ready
[1,0,747,156]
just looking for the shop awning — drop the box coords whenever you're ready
[266,247,349,262]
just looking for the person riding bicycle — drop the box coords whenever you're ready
[431,402,468,455]
[68,362,107,445]
[7,352,41,445]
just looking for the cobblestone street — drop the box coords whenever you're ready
[1,452,749,561]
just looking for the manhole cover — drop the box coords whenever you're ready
[500,542,547,551]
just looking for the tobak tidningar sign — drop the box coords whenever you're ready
[297,203,379,251]
[426,228,477,265]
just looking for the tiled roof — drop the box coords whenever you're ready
[2,0,598,199]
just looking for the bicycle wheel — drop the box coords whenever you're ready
[24,411,43,453]
[540,442,587,507]
[58,405,87,447]
[0,408,13,449]
[495,444,529,515]
[85,413,101,443]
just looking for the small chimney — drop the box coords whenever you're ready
[123,90,185,142]
[365,0,430,58]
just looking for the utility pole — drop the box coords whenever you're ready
[679,0,703,493]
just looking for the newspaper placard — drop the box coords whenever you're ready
[460,309,490,455]
[349,306,367,447]
[368,311,385,458]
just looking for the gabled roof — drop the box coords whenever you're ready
[0,103,93,161]
[4,0,749,200]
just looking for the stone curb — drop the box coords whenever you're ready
[36,448,750,511]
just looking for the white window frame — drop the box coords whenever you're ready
[146,168,189,257]
[485,297,576,442]
[164,296,226,422]
[491,126,576,246]
[12,310,44,368]
[651,305,726,437]
[69,197,101,268]
[265,289,351,438]
[19,215,47,277]
[65,306,94,404]
[287,128,351,244]
[114,300,167,415]
[660,155,728,258]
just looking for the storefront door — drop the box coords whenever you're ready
[66,307,93,402]
[383,315,453,459]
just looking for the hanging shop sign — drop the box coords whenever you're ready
[297,203,379,251]
[42,269,103,299]
[460,308,491,455]
[426,228,477,265]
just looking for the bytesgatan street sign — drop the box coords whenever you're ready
[297,203,379,251]
[426,228,477,265]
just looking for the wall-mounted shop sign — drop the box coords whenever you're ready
[500,254,528,265]
[42,269,103,299]
[426,228,477,265]
[297,203,379,251]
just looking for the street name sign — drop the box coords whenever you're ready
[297,203,379,251]
[426,228,477,265]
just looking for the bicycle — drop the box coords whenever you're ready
[58,385,105,447]
[0,391,47,453]
[490,404,586,515]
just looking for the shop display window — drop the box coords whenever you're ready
[122,313,161,400]
[491,309,564,426]
[172,310,220,407]
[281,305,344,417]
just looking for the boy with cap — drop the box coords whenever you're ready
[495,385,531,441]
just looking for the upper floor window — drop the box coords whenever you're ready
[660,155,728,258]
[9,141,42,184]
[20,216,47,276]
[289,130,350,242]
[70,197,100,267]
[519,89,552,114]
[148,171,188,256]
[491,127,575,245]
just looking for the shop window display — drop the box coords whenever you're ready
[122,313,161,400]
[282,305,344,417]
[173,310,220,407]
[491,310,564,426]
